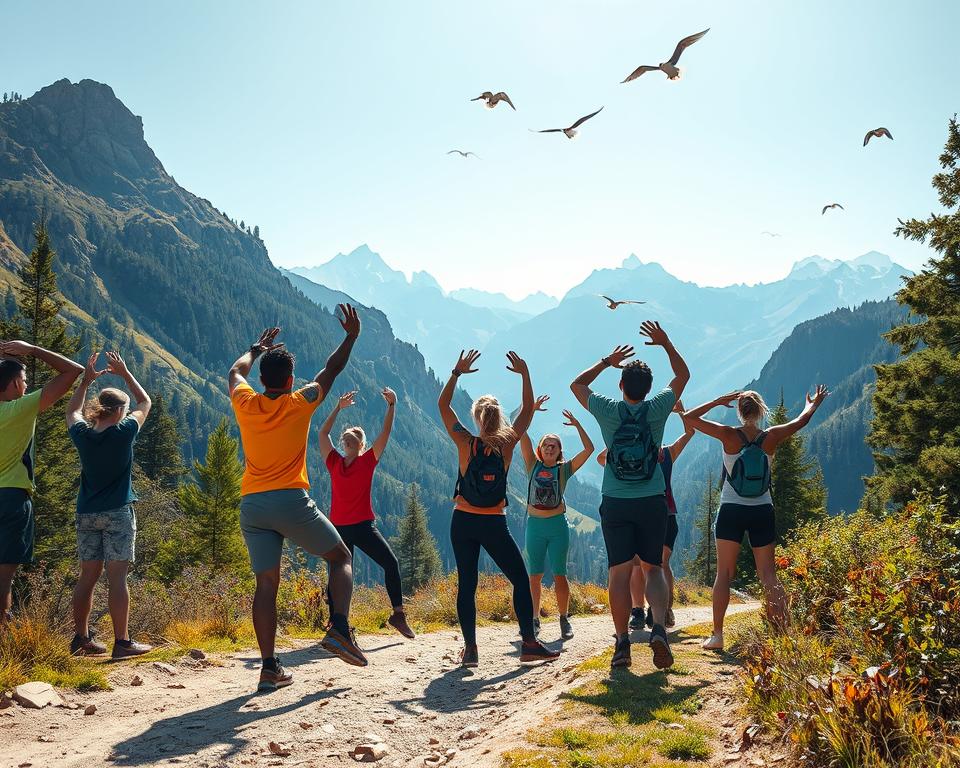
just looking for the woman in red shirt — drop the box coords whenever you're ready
[319,387,414,639]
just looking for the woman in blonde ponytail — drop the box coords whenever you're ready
[438,349,561,668]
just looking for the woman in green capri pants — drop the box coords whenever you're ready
[519,396,593,640]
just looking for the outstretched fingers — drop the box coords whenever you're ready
[534,394,550,411]
[455,349,481,374]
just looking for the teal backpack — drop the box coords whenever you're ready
[723,430,771,497]
[608,401,659,482]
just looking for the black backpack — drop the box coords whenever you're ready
[608,401,658,482]
[455,438,509,508]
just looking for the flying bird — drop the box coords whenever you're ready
[622,28,710,82]
[761,231,782,237]
[447,150,480,158]
[471,91,515,110]
[535,107,604,139]
[863,127,893,146]
[599,295,646,310]
[822,203,844,215]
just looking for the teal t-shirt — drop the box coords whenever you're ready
[587,388,676,499]
[69,416,140,514]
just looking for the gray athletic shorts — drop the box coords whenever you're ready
[76,505,137,562]
[239,489,342,574]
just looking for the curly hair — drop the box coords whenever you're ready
[621,360,653,401]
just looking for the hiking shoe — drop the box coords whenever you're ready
[71,632,107,656]
[388,610,416,639]
[111,638,153,659]
[645,606,654,629]
[701,633,724,651]
[258,657,293,692]
[520,640,561,663]
[649,624,674,669]
[628,607,644,631]
[611,635,631,668]
[321,626,368,667]
[460,645,479,668]
[559,615,574,640]
[665,608,676,628]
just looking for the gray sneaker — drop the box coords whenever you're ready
[111,639,153,659]
[559,615,574,640]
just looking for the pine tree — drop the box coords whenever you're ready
[867,116,960,513]
[10,214,80,565]
[2,285,16,319]
[686,472,719,586]
[160,420,246,576]
[394,483,442,592]
[136,393,187,490]
[768,397,827,534]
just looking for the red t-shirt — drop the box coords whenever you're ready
[325,449,378,526]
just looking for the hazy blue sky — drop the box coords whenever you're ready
[4,1,958,297]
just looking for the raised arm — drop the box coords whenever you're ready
[439,350,479,444]
[314,304,361,399]
[570,344,635,409]
[562,409,595,473]
[639,321,689,401]
[371,387,397,460]
[505,351,534,441]
[66,353,105,427]
[666,399,695,462]
[319,390,355,460]
[763,385,829,451]
[228,327,283,395]
[515,396,550,473]
[681,392,742,450]
[106,352,151,426]
[0,341,84,412]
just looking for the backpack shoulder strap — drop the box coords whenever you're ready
[753,431,768,447]
[735,428,751,448]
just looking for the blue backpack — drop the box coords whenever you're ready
[723,429,771,498]
[608,401,659,482]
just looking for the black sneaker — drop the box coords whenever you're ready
[649,624,674,669]
[628,607,644,631]
[71,632,107,656]
[559,615,574,640]
[611,635,631,668]
[645,606,654,629]
[258,656,293,692]
[460,645,479,668]
[112,638,153,659]
[520,640,561,663]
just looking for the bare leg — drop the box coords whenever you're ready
[712,540,741,636]
[554,575,570,616]
[0,564,18,623]
[753,544,788,629]
[662,546,675,610]
[529,574,543,619]
[253,566,281,660]
[629,560,646,610]
[72,561,104,636]
[104,561,131,640]
[608,561,634,635]
[640,561,668,627]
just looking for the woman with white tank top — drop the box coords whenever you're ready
[681,386,828,650]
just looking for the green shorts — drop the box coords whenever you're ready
[523,514,570,577]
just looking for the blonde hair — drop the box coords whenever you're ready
[340,426,366,451]
[737,390,769,425]
[84,387,129,423]
[535,434,564,462]
[471,395,515,451]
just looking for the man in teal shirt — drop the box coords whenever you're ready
[571,321,688,669]
[0,340,84,623]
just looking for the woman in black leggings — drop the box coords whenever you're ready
[438,349,560,667]
[320,387,414,639]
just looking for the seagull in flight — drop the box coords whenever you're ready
[599,295,646,310]
[447,150,480,158]
[863,127,893,146]
[622,29,710,82]
[761,231,782,237]
[822,203,845,215]
[471,91,516,110]
[535,107,604,139]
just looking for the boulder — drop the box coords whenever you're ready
[13,682,63,709]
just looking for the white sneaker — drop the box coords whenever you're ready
[701,633,724,651]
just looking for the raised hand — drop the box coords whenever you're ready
[454,349,481,375]
[337,390,357,410]
[83,352,108,384]
[0,340,33,358]
[337,304,361,338]
[505,351,529,376]
[105,351,130,377]
[639,320,671,347]
[252,327,284,355]
[534,394,550,412]
[382,387,397,406]
[805,384,829,412]
[715,391,742,409]
[562,409,581,428]
[603,344,635,369]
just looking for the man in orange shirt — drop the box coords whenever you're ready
[228,304,365,690]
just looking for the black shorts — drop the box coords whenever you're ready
[664,515,679,551]
[715,503,775,548]
[0,488,34,565]
[599,494,668,568]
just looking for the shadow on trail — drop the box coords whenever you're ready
[393,664,532,716]
[109,687,347,765]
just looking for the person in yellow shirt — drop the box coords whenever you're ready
[228,304,365,690]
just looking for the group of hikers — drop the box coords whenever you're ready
[0,302,829,691]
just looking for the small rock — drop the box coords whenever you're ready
[321,724,336,735]
[382,717,396,724]
[166,684,186,690]
[187,648,206,660]
[665,722,683,730]
[14,682,63,709]
[84,704,97,715]
[0,691,13,709]
[130,675,143,687]
[405,657,417,663]
[298,722,314,730]
[443,749,456,761]
[268,741,292,757]
[458,725,483,741]
[350,743,388,762]
[38,735,54,743]
[153,662,177,675]
[428,737,440,746]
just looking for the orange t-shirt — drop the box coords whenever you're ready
[231,381,322,495]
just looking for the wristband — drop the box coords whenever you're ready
[452,369,462,378]
[388,402,395,408]
[601,357,611,367]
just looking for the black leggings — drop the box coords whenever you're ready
[333,520,404,608]
[450,510,535,645]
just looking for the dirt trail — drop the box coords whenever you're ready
[0,603,756,768]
